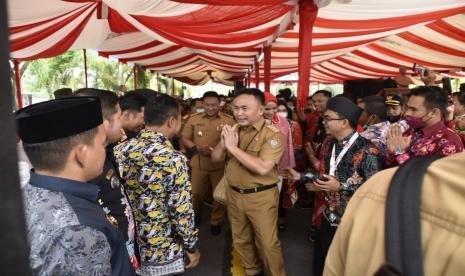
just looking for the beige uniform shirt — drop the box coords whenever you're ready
[226,117,283,189]
[324,152,465,276]
[181,112,235,171]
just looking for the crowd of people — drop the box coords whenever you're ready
[15,76,465,275]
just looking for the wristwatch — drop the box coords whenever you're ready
[394,147,405,156]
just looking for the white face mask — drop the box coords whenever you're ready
[196,108,205,113]
[277,112,288,118]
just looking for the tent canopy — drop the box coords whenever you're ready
[8,0,465,86]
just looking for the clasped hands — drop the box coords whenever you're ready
[220,125,239,151]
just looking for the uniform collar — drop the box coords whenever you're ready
[252,117,266,131]
[239,117,265,132]
[202,112,221,119]
[30,172,99,202]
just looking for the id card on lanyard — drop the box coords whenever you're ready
[329,133,359,176]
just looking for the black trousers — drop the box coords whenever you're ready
[313,219,337,276]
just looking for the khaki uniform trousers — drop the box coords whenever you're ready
[226,186,286,276]
[191,168,225,225]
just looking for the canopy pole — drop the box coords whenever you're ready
[264,46,271,93]
[13,59,22,109]
[171,77,175,95]
[296,0,318,110]
[157,73,162,92]
[254,56,260,89]
[83,49,88,88]
[133,64,137,89]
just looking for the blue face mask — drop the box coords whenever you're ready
[196,108,205,113]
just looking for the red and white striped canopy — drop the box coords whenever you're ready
[8,0,465,85]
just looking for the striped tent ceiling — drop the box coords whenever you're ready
[8,0,465,85]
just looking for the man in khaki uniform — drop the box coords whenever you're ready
[212,88,286,276]
[181,91,235,235]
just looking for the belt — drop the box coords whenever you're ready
[231,184,277,194]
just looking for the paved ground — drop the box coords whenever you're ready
[184,206,314,276]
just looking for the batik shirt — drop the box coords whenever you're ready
[320,133,383,227]
[114,129,198,272]
[23,172,134,276]
[92,146,138,269]
[385,121,464,166]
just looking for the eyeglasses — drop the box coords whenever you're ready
[323,115,346,122]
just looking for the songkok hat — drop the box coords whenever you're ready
[16,97,103,144]
[264,92,278,104]
[327,97,363,126]
[384,94,403,106]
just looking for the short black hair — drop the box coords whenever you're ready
[202,91,220,101]
[312,90,332,99]
[410,86,448,115]
[145,94,180,126]
[306,96,313,101]
[53,88,73,99]
[130,88,158,101]
[74,88,118,121]
[365,100,387,121]
[190,98,202,107]
[277,100,292,119]
[277,88,293,100]
[23,127,98,172]
[235,88,265,105]
[119,93,147,113]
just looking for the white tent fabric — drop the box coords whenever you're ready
[7,0,465,85]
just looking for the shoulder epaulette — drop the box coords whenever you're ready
[266,124,280,133]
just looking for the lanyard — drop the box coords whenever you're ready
[329,133,359,176]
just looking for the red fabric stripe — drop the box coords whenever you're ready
[171,0,288,5]
[281,26,400,39]
[352,49,403,68]
[118,45,183,63]
[368,44,458,69]
[326,60,390,78]
[144,54,196,68]
[318,64,356,80]
[11,4,94,51]
[273,37,379,53]
[312,66,349,81]
[9,5,88,34]
[107,7,138,33]
[335,56,397,75]
[99,41,163,57]
[16,6,97,60]
[398,32,465,57]
[428,20,465,44]
[133,5,291,34]
[314,6,465,29]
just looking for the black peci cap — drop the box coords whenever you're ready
[16,96,103,144]
[326,97,363,126]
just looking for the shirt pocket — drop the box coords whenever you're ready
[245,140,262,156]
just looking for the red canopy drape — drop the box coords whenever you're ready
[297,0,318,110]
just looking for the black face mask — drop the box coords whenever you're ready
[386,115,401,123]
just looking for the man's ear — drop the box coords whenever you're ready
[258,106,264,116]
[72,144,89,169]
[121,110,130,120]
[166,116,175,129]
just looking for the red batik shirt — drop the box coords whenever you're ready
[386,121,464,166]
